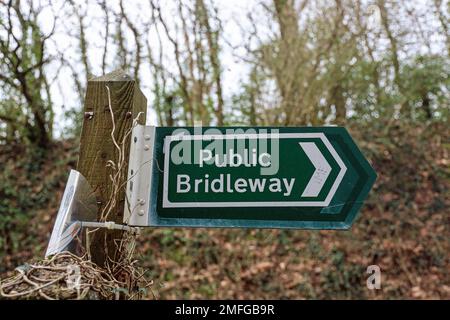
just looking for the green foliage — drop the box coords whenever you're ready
[1,118,448,299]
[0,143,76,273]
[401,55,450,120]
[320,248,366,299]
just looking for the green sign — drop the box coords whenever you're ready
[130,126,376,229]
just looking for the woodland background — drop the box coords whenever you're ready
[0,0,449,299]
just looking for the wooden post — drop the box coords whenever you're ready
[77,69,147,267]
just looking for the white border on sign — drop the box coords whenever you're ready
[162,133,347,208]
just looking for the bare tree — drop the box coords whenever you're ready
[0,0,55,148]
[196,0,224,125]
[149,0,225,126]
[119,0,142,83]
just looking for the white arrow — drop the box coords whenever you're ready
[299,142,332,197]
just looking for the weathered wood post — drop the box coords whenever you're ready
[77,69,146,267]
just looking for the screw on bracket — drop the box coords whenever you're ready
[84,111,94,119]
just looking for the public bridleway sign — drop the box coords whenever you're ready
[124,126,376,229]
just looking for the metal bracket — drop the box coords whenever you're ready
[124,125,155,226]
